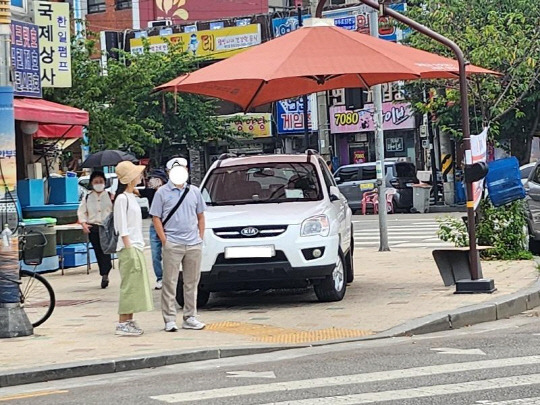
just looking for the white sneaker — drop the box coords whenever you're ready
[116,321,143,336]
[182,317,206,330]
[165,321,178,332]
[155,280,163,290]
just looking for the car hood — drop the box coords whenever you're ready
[206,201,327,227]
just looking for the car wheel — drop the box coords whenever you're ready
[346,227,355,283]
[529,238,540,255]
[314,250,347,302]
[176,282,211,308]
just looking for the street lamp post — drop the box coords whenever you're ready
[314,0,494,291]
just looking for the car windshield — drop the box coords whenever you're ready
[521,165,534,179]
[202,162,323,206]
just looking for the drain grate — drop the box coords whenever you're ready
[206,321,373,344]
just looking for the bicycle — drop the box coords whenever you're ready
[0,230,56,327]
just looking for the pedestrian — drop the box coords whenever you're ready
[77,171,113,289]
[113,161,154,336]
[150,157,207,332]
[140,169,169,290]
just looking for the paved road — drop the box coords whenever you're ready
[353,213,456,250]
[2,313,540,404]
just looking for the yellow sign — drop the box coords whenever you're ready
[34,1,71,87]
[220,113,272,138]
[130,24,261,60]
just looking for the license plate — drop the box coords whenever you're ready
[360,183,375,190]
[224,246,275,259]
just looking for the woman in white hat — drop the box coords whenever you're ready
[114,160,154,336]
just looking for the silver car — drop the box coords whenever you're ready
[524,162,540,251]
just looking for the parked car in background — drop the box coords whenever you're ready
[78,173,150,218]
[520,162,536,185]
[334,161,419,212]
[523,161,540,252]
[195,152,354,306]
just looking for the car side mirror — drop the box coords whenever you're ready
[334,177,342,184]
[329,186,340,202]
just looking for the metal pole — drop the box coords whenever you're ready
[369,10,389,252]
[315,0,480,279]
[298,7,310,151]
[428,114,439,205]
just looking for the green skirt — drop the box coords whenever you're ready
[117,247,154,315]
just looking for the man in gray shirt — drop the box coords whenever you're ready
[150,157,207,332]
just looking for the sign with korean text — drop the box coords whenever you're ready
[220,113,272,138]
[329,102,415,134]
[0,87,17,193]
[469,128,488,210]
[10,21,41,98]
[130,24,261,60]
[34,1,71,88]
[272,16,310,37]
[276,95,318,134]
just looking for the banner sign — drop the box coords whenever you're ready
[272,16,310,38]
[0,87,16,193]
[34,1,72,88]
[329,102,415,134]
[469,127,488,210]
[130,24,261,59]
[220,113,272,138]
[276,95,318,134]
[10,21,41,98]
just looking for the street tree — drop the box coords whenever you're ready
[44,38,238,165]
[405,0,540,161]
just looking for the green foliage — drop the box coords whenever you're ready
[405,0,540,156]
[44,38,238,164]
[436,199,533,260]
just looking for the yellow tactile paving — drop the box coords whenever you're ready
[206,321,374,344]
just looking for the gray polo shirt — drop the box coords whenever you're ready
[149,181,206,245]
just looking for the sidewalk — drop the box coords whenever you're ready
[1,247,539,381]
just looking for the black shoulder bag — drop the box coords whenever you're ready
[162,185,190,227]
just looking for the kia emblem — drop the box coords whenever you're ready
[241,227,259,237]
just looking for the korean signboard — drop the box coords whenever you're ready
[272,16,309,38]
[0,87,16,193]
[130,24,261,60]
[10,21,41,98]
[276,95,318,135]
[469,128,488,210]
[329,102,415,134]
[220,113,272,138]
[34,1,72,88]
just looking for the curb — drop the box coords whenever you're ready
[1,280,539,388]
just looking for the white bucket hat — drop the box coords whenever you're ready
[166,157,188,171]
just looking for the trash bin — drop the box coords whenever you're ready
[411,184,432,213]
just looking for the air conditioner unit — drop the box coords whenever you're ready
[147,20,172,28]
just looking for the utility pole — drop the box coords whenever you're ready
[311,1,330,158]
[0,0,33,337]
[298,7,310,151]
[369,10,390,252]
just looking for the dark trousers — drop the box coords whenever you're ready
[88,225,112,276]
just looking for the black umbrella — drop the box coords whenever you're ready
[81,150,137,169]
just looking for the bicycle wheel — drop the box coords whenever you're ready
[19,270,56,327]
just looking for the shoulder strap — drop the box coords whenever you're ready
[163,186,190,227]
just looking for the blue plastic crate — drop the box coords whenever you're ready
[486,157,525,207]
[17,179,45,207]
[48,177,79,204]
[56,243,97,268]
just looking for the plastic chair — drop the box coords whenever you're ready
[386,188,397,214]
[361,190,379,215]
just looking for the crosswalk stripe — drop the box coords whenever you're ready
[150,355,540,403]
[259,374,540,405]
[476,398,540,404]
[355,241,408,246]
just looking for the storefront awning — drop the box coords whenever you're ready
[14,98,89,126]
[34,124,83,139]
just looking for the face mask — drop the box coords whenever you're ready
[93,184,105,193]
[169,166,189,186]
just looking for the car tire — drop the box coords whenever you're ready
[529,238,540,255]
[176,282,211,308]
[346,226,355,283]
[314,250,347,302]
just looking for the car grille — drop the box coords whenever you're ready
[213,225,288,239]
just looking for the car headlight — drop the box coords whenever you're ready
[301,215,330,237]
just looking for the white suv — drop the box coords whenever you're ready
[195,151,354,306]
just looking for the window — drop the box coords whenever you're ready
[359,165,377,181]
[88,0,105,14]
[532,166,540,184]
[115,0,131,10]
[318,158,336,191]
[335,167,359,184]
[202,162,323,206]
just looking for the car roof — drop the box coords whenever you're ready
[211,154,322,168]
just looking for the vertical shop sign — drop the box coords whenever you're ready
[0,87,16,193]
[10,21,41,98]
[34,1,71,87]
[469,128,488,210]
[352,150,366,164]
[276,95,318,134]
